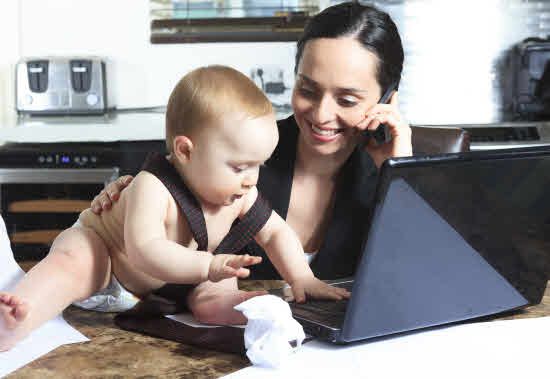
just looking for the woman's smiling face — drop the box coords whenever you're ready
[292,36,383,156]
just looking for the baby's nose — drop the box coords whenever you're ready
[242,171,259,188]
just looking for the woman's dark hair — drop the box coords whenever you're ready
[295,1,404,94]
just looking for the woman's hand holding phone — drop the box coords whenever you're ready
[355,89,412,168]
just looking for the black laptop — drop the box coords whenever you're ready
[282,146,550,344]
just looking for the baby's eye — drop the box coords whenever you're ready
[232,165,246,173]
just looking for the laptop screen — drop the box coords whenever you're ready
[377,148,550,304]
[337,147,550,342]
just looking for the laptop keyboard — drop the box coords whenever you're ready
[289,279,353,328]
[291,299,348,327]
[293,298,348,314]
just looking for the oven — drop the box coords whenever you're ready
[0,143,121,261]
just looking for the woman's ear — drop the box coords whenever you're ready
[172,135,194,163]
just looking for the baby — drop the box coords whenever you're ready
[0,65,349,351]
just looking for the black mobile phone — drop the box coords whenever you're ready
[363,82,399,144]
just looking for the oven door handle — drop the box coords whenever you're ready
[0,168,119,184]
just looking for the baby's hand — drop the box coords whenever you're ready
[290,277,350,303]
[207,254,262,282]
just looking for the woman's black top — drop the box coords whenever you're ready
[244,115,379,280]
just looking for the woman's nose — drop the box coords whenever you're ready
[311,95,336,125]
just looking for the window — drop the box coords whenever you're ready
[150,0,331,43]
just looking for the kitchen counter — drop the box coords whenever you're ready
[7,285,550,378]
[7,305,248,378]
[6,267,550,378]
[0,112,166,144]
[3,112,550,150]
[417,120,550,150]
[0,109,294,145]
[6,270,289,379]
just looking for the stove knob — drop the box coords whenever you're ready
[25,95,33,105]
[38,155,45,164]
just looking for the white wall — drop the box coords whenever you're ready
[0,0,20,126]
[5,0,295,113]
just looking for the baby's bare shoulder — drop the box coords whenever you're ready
[133,170,165,186]
[122,171,175,221]
[128,171,173,198]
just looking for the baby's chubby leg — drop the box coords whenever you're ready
[0,225,112,351]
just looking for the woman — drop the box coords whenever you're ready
[92,2,412,324]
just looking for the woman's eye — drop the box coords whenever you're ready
[298,87,316,98]
[337,97,358,107]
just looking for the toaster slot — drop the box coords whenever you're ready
[27,60,49,93]
[70,60,92,92]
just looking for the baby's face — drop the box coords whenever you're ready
[186,112,278,206]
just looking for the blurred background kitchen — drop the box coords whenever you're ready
[3,0,550,125]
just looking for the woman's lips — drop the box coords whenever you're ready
[308,122,344,142]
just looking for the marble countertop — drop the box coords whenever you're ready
[6,277,550,378]
[5,271,284,378]
[7,306,248,378]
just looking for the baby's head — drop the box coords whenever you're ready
[166,65,278,206]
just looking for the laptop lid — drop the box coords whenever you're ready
[340,147,550,343]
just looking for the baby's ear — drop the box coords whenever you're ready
[173,135,194,162]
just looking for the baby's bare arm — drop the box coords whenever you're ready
[124,172,214,284]
[254,210,315,285]
[239,188,312,285]
[250,194,349,302]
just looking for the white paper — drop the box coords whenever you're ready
[0,216,88,377]
[166,313,245,329]
[234,295,306,367]
[222,316,550,379]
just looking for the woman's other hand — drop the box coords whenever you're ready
[91,175,133,214]
[356,91,412,168]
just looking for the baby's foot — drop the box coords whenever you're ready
[0,293,29,351]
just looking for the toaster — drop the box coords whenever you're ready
[15,56,115,115]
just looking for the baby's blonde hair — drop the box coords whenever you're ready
[165,65,273,152]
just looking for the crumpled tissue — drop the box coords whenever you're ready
[234,294,306,368]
